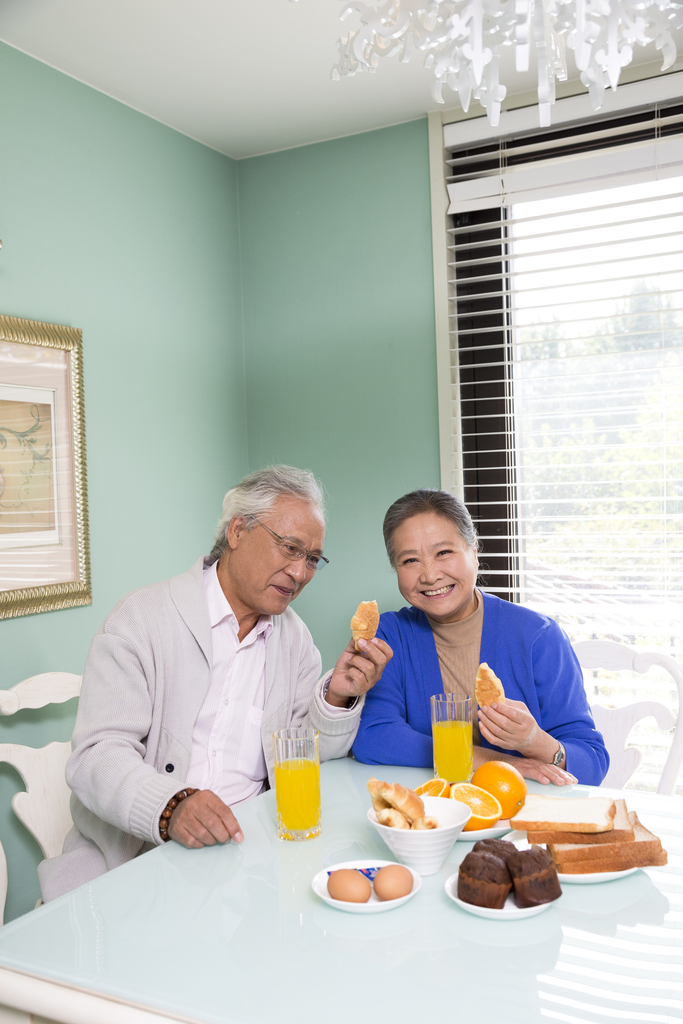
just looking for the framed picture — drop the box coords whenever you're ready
[0,314,91,618]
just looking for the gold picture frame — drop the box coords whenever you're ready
[0,314,91,618]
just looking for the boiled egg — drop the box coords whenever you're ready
[373,864,414,901]
[327,868,372,903]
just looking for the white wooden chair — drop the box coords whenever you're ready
[574,640,683,795]
[0,672,82,926]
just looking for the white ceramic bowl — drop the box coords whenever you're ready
[367,795,471,875]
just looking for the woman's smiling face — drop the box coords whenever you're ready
[392,512,479,623]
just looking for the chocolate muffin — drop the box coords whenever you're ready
[457,851,512,909]
[507,847,562,908]
[472,838,518,863]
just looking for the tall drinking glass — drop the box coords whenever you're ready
[273,728,321,841]
[430,694,473,783]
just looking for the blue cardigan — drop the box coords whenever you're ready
[352,593,609,785]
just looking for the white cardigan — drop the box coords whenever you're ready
[39,557,363,901]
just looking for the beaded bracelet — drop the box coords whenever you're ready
[158,787,199,843]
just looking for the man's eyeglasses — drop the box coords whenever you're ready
[246,515,329,572]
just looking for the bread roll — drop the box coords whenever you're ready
[475,663,505,706]
[351,600,380,650]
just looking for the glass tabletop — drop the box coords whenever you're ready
[0,759,680,1024]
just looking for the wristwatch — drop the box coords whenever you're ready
[551,741,566,767]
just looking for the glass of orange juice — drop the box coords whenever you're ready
[273,728,321,841]
[430,695,473,783]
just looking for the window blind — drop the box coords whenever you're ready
[445,103,683,643]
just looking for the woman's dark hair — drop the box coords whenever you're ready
[382,489,480,567]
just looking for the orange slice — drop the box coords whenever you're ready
[449,783,502,831]
[414,778,451,799]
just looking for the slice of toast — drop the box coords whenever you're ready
[511,794,616,834]
[549,813,667,873]
[526,798,633,845]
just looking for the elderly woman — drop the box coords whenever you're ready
[352,489,608,786]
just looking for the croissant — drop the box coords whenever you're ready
[376,780,424,824]
[475,662,505,706]
[377,808,410,829]
[367,777,391,812]
[412,816,440,830]
[351,600,380,651]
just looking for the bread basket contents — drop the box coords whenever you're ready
[376,807,411,829]
[367,778,472,875]
[351,600,380,650]
[367,778,438,829]
[510,795,668,874]
[475,663,505,706]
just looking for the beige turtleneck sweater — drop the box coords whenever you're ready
[427,588,484,746]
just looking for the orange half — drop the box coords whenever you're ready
[414,778,451,799]
[449,783,502,831]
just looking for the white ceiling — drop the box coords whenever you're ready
[0,0,680,159]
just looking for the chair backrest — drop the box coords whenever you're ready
[573,640,683,795]
[0,672,82,926]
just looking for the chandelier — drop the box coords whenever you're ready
[295,0,683,126]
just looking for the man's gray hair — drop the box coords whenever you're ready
[383,488,480,567]
[208,465,326,564]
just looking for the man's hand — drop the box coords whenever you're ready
[324,637,393,708]
[167,790,244,848]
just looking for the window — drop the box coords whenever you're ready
[437,89,683,790]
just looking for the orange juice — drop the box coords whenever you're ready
[274,757,321,834]
[432,720,473,782]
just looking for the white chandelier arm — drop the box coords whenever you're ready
[325,0,681,125]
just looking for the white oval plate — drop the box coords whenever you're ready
[456,821,511,842]
[312,859,422,914]
[444,872,559,920]
[557,867,639,884]
[505,830,641,884]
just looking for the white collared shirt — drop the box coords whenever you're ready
[185,562,274,806]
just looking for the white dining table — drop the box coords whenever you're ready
[0,757,680,1024]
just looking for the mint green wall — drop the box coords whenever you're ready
[0,50,440,924]
[0,43,247,922]
[238,120,440,669]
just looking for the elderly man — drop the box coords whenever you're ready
[39,465,391,901]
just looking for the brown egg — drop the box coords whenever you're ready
[373,864,414,901]
[327,869,372,903]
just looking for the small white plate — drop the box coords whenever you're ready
[557,867,639,884]
[444,872,559,920]
[505,830,642,884]
[456,821,512,842]
[312,859,422,914]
